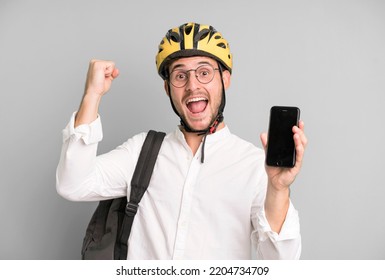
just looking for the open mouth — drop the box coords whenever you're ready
[186,97,208,114]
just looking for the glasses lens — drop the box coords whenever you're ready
[196,65,214,84]
[170,71,188,88]
[170,65,215,87]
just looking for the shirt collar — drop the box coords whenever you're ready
[174,125,231,146]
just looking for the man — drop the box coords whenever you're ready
[56,22,307,259]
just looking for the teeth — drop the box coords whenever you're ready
[186,97,207,104]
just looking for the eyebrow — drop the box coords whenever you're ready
[170,61,214,72]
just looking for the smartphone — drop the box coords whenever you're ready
[266,106,300,168]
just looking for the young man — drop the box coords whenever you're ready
[56,22,307,259]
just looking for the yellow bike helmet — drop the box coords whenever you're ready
[156,22,233,79]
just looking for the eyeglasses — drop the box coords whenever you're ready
[169,64,219,88]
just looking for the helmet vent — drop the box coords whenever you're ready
[217,42,227,49]
[167,31,180,43]
[185,25,193,35]
[215,35,222,39]
[195,29,210,41]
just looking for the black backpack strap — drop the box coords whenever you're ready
[114,130,166,260]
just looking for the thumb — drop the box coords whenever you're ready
[260,132,268,152]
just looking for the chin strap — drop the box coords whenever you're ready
[197,113,223,163]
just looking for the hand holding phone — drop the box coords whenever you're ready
[265,106,300,168]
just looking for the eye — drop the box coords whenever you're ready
[197,68,211,77]
[174,72,187,81]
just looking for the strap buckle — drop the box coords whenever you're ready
[125,202,138,216]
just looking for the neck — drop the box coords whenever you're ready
[182,122,225,155]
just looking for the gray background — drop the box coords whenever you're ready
[1,0,384,259]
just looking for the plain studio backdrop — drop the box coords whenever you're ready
[0,0,384,260]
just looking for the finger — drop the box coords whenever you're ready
[293,121,308,148]
[293,133,305,168]
[298,120,304,130]
[104,62,116,76]
[292,120,304,131]
[112,68,119,79]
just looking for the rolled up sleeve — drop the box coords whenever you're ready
[61,112,103,145]
[251,200,301,259]
[56,112,134,201]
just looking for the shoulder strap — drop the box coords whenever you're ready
[129,130,166,207]
[114,130,166,259]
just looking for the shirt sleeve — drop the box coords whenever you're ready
[56,112,145,202]
[61,112,103,145]
[252,200,301,259]
[250,171,302,260]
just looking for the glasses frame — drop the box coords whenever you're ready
[169,64,220,88]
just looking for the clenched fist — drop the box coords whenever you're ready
[84,59,120,97]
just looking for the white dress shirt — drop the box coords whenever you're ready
[56,113,301,259]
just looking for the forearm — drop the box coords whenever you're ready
[75,92,102,127]
[264,183,290,233]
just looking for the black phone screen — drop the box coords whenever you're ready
[266,106,300,167]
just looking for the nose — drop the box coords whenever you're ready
[185,71,200,91]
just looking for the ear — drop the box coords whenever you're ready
[164,80,170,96]
[222,70,231,90]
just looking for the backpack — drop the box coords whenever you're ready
[81,130,166,260]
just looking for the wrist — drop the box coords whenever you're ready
[266,183,290,205]
[83,89,103,103]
